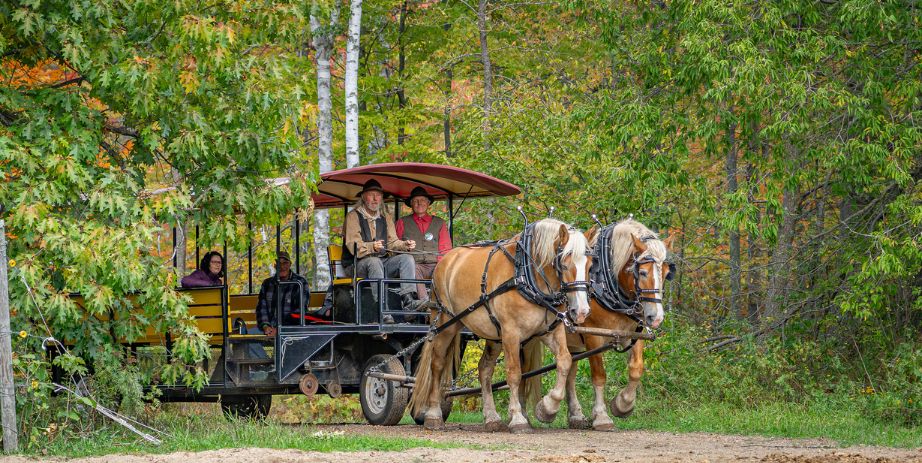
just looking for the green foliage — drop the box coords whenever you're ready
[1,0,314,447]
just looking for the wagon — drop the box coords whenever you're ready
[75,163,521,423]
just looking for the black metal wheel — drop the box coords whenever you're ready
[360,354,409,426]
[220,394,272,420]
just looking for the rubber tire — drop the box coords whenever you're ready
[412,395,453,426]
[221,394,272,420]
[360,354,409,426]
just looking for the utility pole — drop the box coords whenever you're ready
[0,213,19,452]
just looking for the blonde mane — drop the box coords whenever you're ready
[529,218,586,270]
[609,219,667,271]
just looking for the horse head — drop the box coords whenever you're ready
[602,219,674,329]
[531,219,593,324]
[619,232,673,329]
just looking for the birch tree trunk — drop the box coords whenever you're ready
[477,0,492,149]
[397,0,409,146]
[310,0,340,290]
[345,0,362,168]
[310,1,339,290]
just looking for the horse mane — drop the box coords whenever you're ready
[609,219,667,271]
[530,219,587,270]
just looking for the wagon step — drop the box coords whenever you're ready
[228,335,274,343]
[227,358,275,365]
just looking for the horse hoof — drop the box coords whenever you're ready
[534,399,558,423]
[484,420,507,433]
[424,417,444,430]
[593,421,615,431]
[609,395,635,418]
[508,423,533,434]
[568,416,591,429]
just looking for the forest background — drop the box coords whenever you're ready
[1,0,920,451]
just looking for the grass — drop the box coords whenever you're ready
[26,392,922,457]
[615,399,922,448]
[32,403,465,458]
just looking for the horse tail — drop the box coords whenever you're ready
[522,338,544,407]
[409,329,462,418]
[409,338,435,418]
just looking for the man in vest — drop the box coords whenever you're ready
[396,186,452,301]
[342,179,422,319]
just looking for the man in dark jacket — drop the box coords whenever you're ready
[255,250,310,336]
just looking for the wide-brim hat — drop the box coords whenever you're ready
[356,179,384,198]
[404,186,434,207]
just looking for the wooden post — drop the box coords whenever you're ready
[0,218,19,452]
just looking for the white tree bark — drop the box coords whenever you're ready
[345,0,362,168]
[310,0,340,289]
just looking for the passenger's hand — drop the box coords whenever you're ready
[373,240,384,252]
[218,277,225,285]
[406,240,416,251]
[264,326,277,336]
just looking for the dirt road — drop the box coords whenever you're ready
[4,423,920,463]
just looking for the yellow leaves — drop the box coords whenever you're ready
[179,71,199,94]
[30,379,38,390]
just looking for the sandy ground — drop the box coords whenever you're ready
[3,423,920,463]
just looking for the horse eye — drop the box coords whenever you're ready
[639,270,648,277]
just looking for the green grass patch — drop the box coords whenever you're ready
[614,399,922,448]
[33,411,463,458]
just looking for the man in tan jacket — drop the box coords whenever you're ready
[342,179,422,317]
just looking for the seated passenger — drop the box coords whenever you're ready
[396,186,452,301]
[181,251,225,288]
[342,179,422,316]
[255,251,310,336]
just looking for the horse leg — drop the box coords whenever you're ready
[423,325,461,430]
[580,335,614,430]
[534,327,571,424]
[565,358,590,429]
[478,340,506,432]
[610,339,644,418]
[501,333,531,433]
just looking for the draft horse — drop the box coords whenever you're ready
[408,219,592,433]
[558,218,674,430]
[514,218,673,430]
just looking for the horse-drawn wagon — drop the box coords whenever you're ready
[59,162,674,431]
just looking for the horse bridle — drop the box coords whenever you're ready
[629,248,677,311]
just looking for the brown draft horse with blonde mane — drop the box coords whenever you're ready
[511,218,674,430]
[408,219,593,433]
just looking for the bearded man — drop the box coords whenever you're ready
[342,179,422,317]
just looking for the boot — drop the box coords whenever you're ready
[401,292,422,312]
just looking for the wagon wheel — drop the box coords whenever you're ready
[220,394,272,420]
[360,354,409,426]
[299,373,319,398]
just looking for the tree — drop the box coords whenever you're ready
[0,0,312,431]
[345,0,363,167]
[310,0,342,290]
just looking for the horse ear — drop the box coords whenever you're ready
[631,233,648,252]
[555,224,570,249]
[663,234,677,249]
[585,225,600,246]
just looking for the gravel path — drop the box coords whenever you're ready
[4,423,920,463]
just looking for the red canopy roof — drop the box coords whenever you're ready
[311,163,521,209]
